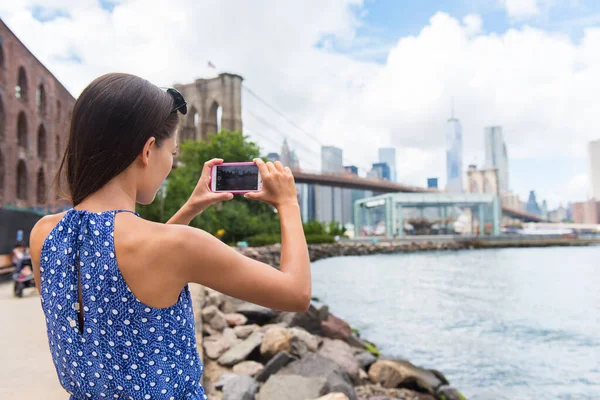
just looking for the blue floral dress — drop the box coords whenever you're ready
[39,209,207,399]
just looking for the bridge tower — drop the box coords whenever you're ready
[173,73,243,142]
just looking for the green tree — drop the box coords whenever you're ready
[138,130,280,243]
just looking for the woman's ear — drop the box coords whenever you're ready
[141,137,157,166]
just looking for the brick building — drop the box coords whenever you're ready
[0,18,75,210]
[571,200,600,224]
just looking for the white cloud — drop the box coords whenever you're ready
[499,0,540,19]
[1,2,598,205]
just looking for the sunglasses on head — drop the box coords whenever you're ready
[165,87,188,115]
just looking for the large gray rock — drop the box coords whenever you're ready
[318,339,361,383]
[255,351,297,383]
[279,353,357,400]
[218,331,264,367]
[234,324,259,339]
[214,373,238,390]
[222,374,258,400]
[368,360,443,394]
[236,303,275,325]
[356,384,437,400]
[202,305,228,332]
[203,328,240,359]
[276,305,323,335]
[355,351,377,370]
[257,374,327,400]
[232,360,264,376]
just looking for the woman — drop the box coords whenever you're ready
[29,73,311,399]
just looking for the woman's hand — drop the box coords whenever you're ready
[244,159,298,209]
[186,158,234,214]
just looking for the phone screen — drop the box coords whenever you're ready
[215,164,259,191]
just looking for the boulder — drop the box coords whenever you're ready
[214,372,238,390]
[356,385,437,400]
[255,351,297,383]
[225,313,248,327]
[318,339,360,383]
[204,328,240,359]
[222,374,258,400]
[232,360,264,377]
[236,303,275,325]
[290,335,310,358]
[260,326,292,357]
[322,313,352,341]
[289,327,320,352]
[218,331,264,367]
[257,374,327,400]
[279,353,357,400]
[355,351,377,370]
[368,360,443,394]
[234,324,259,339]
[277,305,323,335]
[313,394,350,400]
[202,305,228,332]
[203,359,232,393]
[436,386,466,400]
[204,289,226,309]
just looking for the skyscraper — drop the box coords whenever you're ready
[526,191,541,216]
[588,140,600,199]
[485,126,509,193]
[280,139,299,170]
[321,146,343,173]
[369,162,391,180]
[378,147,397,182]
[446,112,463,193]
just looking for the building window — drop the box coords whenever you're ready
[37,168,46,204]
[17,112,27,149]
[56,100,61,120]
[16,67,28,102]
[37,83,47,116]
[16,160,27,200]
[38,124,47,160]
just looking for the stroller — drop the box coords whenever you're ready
[13,254,35,298]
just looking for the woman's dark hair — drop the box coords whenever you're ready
[56,73,179,206]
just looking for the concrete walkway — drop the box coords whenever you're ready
[0,280,67,399]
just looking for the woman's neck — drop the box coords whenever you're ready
[75,176,137,213]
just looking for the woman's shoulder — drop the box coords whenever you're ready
[30,212,69,249]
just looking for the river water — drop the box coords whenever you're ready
[311,247,600,400]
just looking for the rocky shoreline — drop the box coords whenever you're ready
[238,238,597,267]
[197,287,466,400]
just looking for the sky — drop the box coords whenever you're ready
[1,0,600,209]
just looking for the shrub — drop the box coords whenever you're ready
[246,233,281,247]
[305,234,335,244]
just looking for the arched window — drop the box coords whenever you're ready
[37,168,46,204]
[16,160,27,200]
[38,124,47,160]
[207,101,222,134]
[17,112,27,148]
[37,83,47,116]
[16,67,28,102]
[0,151,4,203]
[0,95,5,141]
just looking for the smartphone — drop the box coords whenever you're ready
[210,162,263,193]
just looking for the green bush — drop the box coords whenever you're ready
[305,234,335,244]
[246,233,281,247]
[303,220,326,235]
